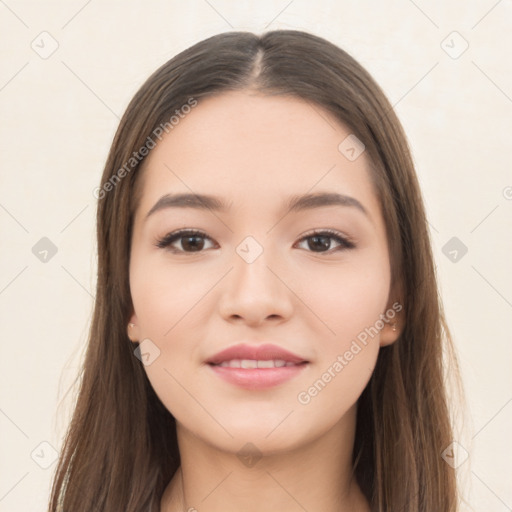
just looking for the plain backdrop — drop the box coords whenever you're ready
[1,1,511,511]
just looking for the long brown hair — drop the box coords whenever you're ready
[48,29,461,512]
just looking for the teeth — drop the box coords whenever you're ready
[241,359,258,369]
[217,359,296,368]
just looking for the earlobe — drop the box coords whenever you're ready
[379,292,404,347]
[127,313,139,343]
[379,319,401,347]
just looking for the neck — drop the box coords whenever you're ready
[161,405,370,512]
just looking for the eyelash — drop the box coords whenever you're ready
[154,228,356,254]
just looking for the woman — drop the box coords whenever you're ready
[48,29,461,512]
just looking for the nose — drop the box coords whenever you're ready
[217,244,294,327]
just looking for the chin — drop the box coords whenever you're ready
[215,429,305,457]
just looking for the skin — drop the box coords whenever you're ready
[127,90,402,512]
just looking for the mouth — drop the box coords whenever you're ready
[207,357,309,390]
[208,359,309,369]
[205,342,308,366]
[205,343,310,389]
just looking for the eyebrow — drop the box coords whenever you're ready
[145,191,369,220]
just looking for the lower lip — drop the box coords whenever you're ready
[208,363,308,390]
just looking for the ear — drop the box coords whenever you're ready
[379,283,404,347]
[127,310,141,343]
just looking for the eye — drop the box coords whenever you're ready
[155,229,217,253]
[294,229,355,253]
[155,228,355,254]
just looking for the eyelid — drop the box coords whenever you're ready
[155,228,356,253]
[154,229,215,251]
[295,228,356,251]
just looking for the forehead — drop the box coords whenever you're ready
[135,90,382,223]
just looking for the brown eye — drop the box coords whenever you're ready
[295,230,355,253]
[155,230,216,253]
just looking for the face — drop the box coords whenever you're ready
[128,90,401,455]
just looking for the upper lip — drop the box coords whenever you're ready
[206,343,308,365]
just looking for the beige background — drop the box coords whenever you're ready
[1,1,511,510]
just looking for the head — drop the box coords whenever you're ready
[49,30,458,512]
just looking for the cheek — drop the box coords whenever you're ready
[130,259,207,421]
[294,341,378,433]
[291,256,388,394]
[129,255,218,417]
[130,253,221,338]
[292,263,387,417]
[293,253,391,344]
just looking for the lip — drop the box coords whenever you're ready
[206,343,309,390]
[206,343,308,365]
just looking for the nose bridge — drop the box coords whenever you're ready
[217,234,293,323]
[231,234,278,295]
